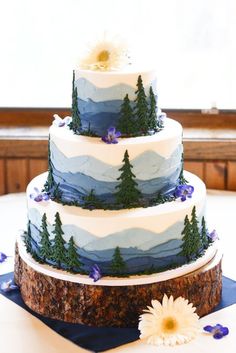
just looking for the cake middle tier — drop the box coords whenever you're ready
[48,117,183,206]
[27,171,206,275]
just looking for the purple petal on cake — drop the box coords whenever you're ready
[53,114,72,127]
[101,127,121,144]
[29,187,50,202]
[0,252,7,263]
[203,324,229,339]
[175,185,194,202]
[208,229,218,242]
[0,280,19,292]
[89,264,102,282]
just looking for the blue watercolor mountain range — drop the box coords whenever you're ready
[50,141,182,203]
[75,77,157,135]
[28,207,187,274]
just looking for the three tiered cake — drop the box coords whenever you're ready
[14,47,222,327]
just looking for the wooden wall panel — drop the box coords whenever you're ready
[205,162,226,190]
[184,161,204,179]
[0,159,5,195]
[29,159,48,180]
[227,161,236,191]
[6,159,28,193]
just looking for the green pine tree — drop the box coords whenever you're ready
[82,189,103,210]
[51,212,66,267]
[69,70,81,134]
[148,86,158,131]
[44,138,55,192]
[25,220,33,253]
[111,246,126,274]
[180,215,193,262]
[190,206,202,257]
[39,213,52,261]
[201,216,209,250]
[117,94,135,135]
[66,236,82,272]
[115,150,141,208]
[134,75,149,133]
[178,153,188,184]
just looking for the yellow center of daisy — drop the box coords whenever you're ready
[97,50,110,62]
[161,316,178,333]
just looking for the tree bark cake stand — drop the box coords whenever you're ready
[14,241,222,328]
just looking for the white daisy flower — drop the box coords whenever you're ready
[139,294,200,346]
[79,35,130,71]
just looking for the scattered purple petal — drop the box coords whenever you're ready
[0,280,19,293]
[208,229,218,242]
[101,127,121,144]
[0,252,7,263]
[53,114,72,127]
[175,184,194,201]
[30,187,50,203]
[203,324,229,339]
[89,264,102,282]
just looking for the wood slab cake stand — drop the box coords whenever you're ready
[14,243,222,328]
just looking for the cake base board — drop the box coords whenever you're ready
[14,243,222,328]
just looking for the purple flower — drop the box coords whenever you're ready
[30,187,50,202]
[203,324,229,339]
[0,280,19,293]
[89,264,102,282]
[208,229,218,242]
[53,114,72,127]
[101,127,121,144]
[0,252,7,263]
[175,184,194,201]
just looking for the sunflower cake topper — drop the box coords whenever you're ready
[79,33,130,71]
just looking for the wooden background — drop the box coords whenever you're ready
[0,108,236,195]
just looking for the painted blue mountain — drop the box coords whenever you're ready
[75,77,157,102]
[50,140,182,202]
[75,77,158,135]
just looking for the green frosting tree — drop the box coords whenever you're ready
[180,215,193,262]
[201,216,209,250]
[39,213,51,261]
[44,137,55,193]
[148,86,158,131]
[51,212,66,267]
[82,189,103,210]
[69,70,81,134]
[25,220,33,253]
[190,206,201,257]
[179,153,188,184]
[117,94,135,135]
[66,236,82,272]
[134,75,149,133]
[111,246,126,274]
[115,150,141,208]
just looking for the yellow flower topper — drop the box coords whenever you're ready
[79,35,130,71]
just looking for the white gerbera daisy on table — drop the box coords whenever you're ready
[79,34,129,71]
[139,294,200,346]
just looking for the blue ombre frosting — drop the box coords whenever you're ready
[50,141,183,204]
[75,76,157,136]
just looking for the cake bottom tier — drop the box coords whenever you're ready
[14,242,222,328]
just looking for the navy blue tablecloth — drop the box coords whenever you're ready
[1,272,236,352]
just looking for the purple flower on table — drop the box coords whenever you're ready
[175,184,194,201]
[203,324,229,339]
[29,187,50,202]
[101,127,121,144]
[0,279,18,293]
[0,252,7,263]
[208,229,218,242]
[53,114,72,127]
[89,264,102,282]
